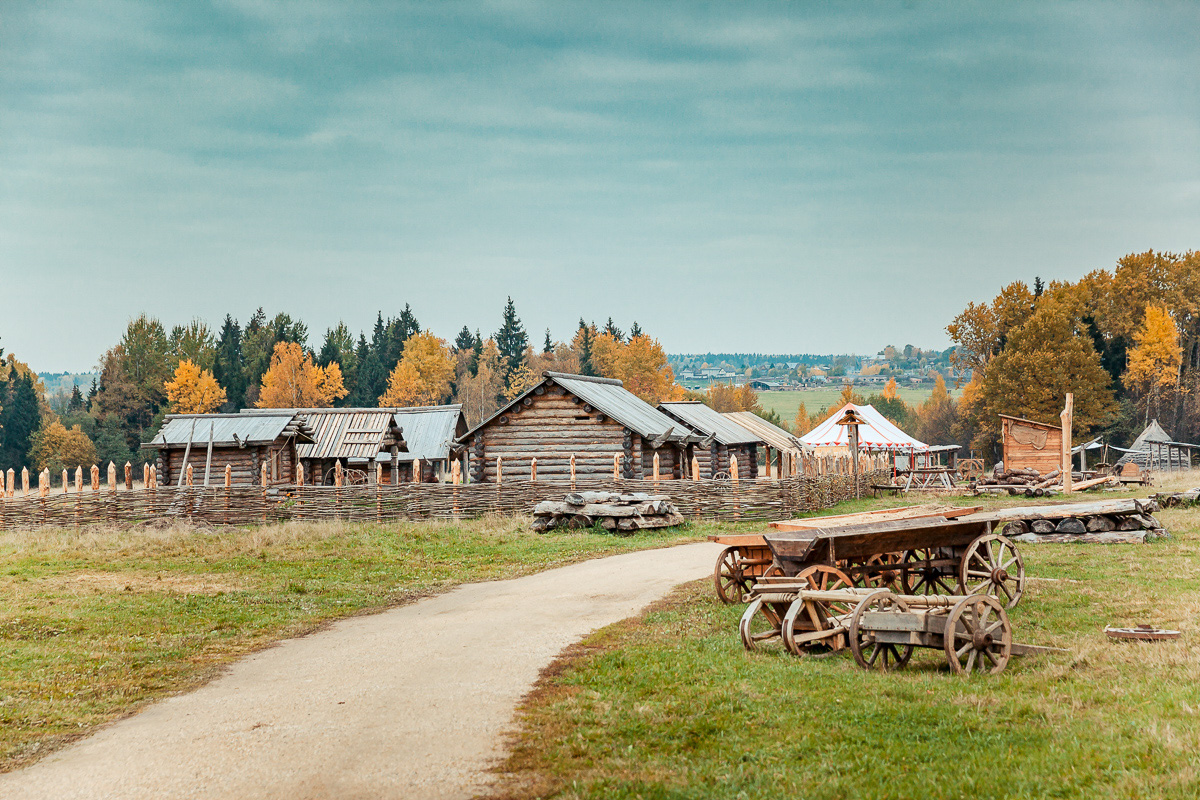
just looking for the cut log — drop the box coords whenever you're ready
[1085,515,1116,532]
[1055,517,1087,534]
[1073,475,1116,492]
[966,499,1149,523]
[1031,520,1057,534]
[1011,531,1148,544]
[1115,516,1143,531]
[1002,520,1030,536]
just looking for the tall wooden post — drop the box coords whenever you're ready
[39,469,48,498]
[149,465,156,489]
[730,455,739,486]
[692,455,700,482]
[530,457,538,482]
[90,465,100,492]
[62,468,69,494]
[108,463,117,493]
[225,464,232,487]
[613,453,620,480]
[570,454,576,489]
[496,455,503,485]
[125,462,133,490]
[652,452,660,484]
[297,461,305,486]
[143,463,150,489]
[1061,393,1074,494]
[451,459,461,485]
[261,461,269,524]
[7,468,15,497]
[413,458,422,484]
[186,464,194,487]
[22,467,30,496]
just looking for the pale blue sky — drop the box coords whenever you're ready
[2,1,1198,370]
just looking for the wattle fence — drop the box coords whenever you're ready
[0,472,886,530]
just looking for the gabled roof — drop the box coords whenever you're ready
[800,403,928,451]
[241,408,403,461]
[460,372,693,444]
[722,411,806,454]
[659,402,762,446]
[1115,419,1172,466]
[144,412,315,449]
[389,405,468,462]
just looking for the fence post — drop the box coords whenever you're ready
[451,460,461,516]
[149,464,156,489]
[62,468,68,494]
[375,462,383,523]
[8,468,15,497]
[731,456,739,486]
[225,463,231,518]
[0,469,4,496]
[613,453,620,481]
[692,455,700,482]
[22,467,30,496]
[530,457,537,482]
[496,456,503,485]
[108,463,117,493]
[88,465,98,492]
[569,454,576,490]
[261,461,269,524]
[297,461,305,486]
[143,463,150,489]
[652,452,660,484]
[125,462,133,491]
[186,464,194,487]
[38,469,48,498]
[414,458,422,484]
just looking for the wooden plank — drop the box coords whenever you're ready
[769,504,981,531]
[707,534,769,547]
[965,499,1147,522]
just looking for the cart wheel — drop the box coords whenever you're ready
[714,547,751,604]
[849,590,914,671]
[779,564,855,657]
[901,547,961,596]
[739,598,785,652]
[852,553,903,589]
[959,534,1025,609]
[944,594,1012,675]
[762,563,785,578]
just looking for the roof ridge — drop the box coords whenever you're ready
[544,371,623,386]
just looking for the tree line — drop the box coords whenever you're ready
[0,302,683,479]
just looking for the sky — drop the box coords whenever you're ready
[2,1,1198,372]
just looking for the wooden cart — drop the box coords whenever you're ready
[708,505,980,604]
[740,583,1049,675]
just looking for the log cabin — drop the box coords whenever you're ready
[658,401,763,479]
[247,408,406,485]
[143,412,315,486]
[459,372,698,483]
[1000,414,1063,475]
[390,405,469,482]
[721,410,806,479]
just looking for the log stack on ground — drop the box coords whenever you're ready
[972,498,1167,544]
[1151,489,1200,508]
[531,491,685,533]
[971,465,1119,496]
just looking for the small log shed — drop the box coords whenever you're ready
[659,401,763,479]
[259,408,406,485]
[1000,414,1063,475]
[721,410,807,478]
[389,404,469,483]
[143,412,315,486]
[459,372,698,482]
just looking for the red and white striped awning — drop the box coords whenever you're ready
[800,403,929,451]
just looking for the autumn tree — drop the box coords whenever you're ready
[705,382,760,413]
[29,420,97,476]
[164,360,227,414]
[882,377,899,400]
[378,332,455,407]
[914,374,958,446]
[256,342,347,408]
[503,362,539,402]
[591,333,683,405]
[1124,305,1182,424]
[455,338,505,425]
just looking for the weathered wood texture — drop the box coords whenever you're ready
[0,470,888,528]
[158,443,297,487]
[1001,415,1063,475]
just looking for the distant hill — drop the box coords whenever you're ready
[38,371,100,397]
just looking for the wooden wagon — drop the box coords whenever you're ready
[739,583,1043,675]
[708,505,980,604]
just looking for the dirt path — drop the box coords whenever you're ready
[1,541,723,800]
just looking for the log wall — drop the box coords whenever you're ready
[156,444,297,487]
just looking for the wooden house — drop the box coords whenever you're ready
[1000,414,1063,474]
[143,412,315,486]
[256,408,405,485]
[659,402,763,480]
[722,410,806,478]
[460,372,697,483]
[391,405,469,483]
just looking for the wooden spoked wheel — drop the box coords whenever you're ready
[714,547,752,604]
[781,564,855,657]
[959,534,1025,609]
[852,553,903,589]
[739,598,786,652]
[944,594,1012,675]
[848,589,915,671]
[901,547,960,596]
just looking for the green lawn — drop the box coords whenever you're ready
[0,515,741,772]
[758,386,963,426]
[498,485,1200,799]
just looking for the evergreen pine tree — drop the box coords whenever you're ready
[604,317,623,342]
[352,334,386,406]
[87,376,98,411]
[213,315,246,410]
[577,319,596,376]
[68,383,85,412]
[494,297,528,380]
[629,321,643,339]
[543,329,553,354]
[371,312,386,356]
[454,326,476,352]
[470,330,483,376]
[0,373,39,472]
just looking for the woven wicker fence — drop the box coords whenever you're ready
[0,471,887,530]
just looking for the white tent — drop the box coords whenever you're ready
[800,403,928,452]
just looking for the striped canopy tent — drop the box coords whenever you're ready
[800,403,928,454]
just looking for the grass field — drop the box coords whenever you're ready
[497,478,1200,799]
[757,386,963,426]
[0,515,731,772]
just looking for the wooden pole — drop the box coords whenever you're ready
[652,452,660,483]
[1061,393,1074,494]
[496,455,503,485]
[451,459,461,485]
[7,468,14,497]
[224,464,231,487]
[108,462,117,493]
[261,461,269,524]
[570,454,576,489]
[149,465,156,489]
[39,469,48,498]
[375,461,382,487]
[203,421,214,487]
[849,423,860,500]
[334,460,343,488]
[692,455,700,481]
[143,463,149,489]
[613,453,620,480]
[186,464,194,487]
[297,461,305,486]
[125,462,133,491]
[90,464,99,492]
[530,457,538,482]
[62,468,68,494]
[414,458,422,484]
[22,467,30,496]
[730,455,739,486]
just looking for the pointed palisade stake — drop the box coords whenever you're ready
[22,467,30,496]
[530,457,537,482]
[149,465,157,489]
[143,463,150,488]
[652,452,660,483]
[62,469,69,494]
[225,464,232,488]
[186,464,194,487]
[451,459,461,485]
[413,458,422,484]
[5,468,13,498]
[692,455,700,481]
[613,453,620,480]
[375,462,382,486]
[569,454,576,488]
[297,461,305,486]
[90,465,100,492]
[125,462,133,490]
[75,466,83,493]
[496,455,503,485]
[730,456,739,486]
[109,463,117,492]
[262,462,269,489]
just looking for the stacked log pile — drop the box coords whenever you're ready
[531,491,685,533]
[972,467,1119,496]
[1151,490,1200,508]
[985,498,1167,544]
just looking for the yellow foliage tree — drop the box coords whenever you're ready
[503,362,539,402]
[882,377,899,400]
[379,331,455,407]
[1124,305,1182,422]
[30,420,97,475]
[164,359,226,413]
[838,382,865,407]
[706,382,760,413]
[455,339,506,425]
[256,342,347,408]
[591,333,683,405]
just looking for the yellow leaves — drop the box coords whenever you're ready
[256,342,347,408]
[503,362,539,402]
[591,333,682,405]
[31,421,97,472]
[379,331,454,407]
[838,382,864,407]
[1125,305,1181,394]
[164,360,226,414]
[882,377,899,400]
[705,383,759,413]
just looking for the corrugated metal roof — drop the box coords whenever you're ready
[722,411,806,453]
[660,402,762,445]
[146,413,314,448]
[282,409,401,461]
[459,373,692,444]
[388,405,467,462]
